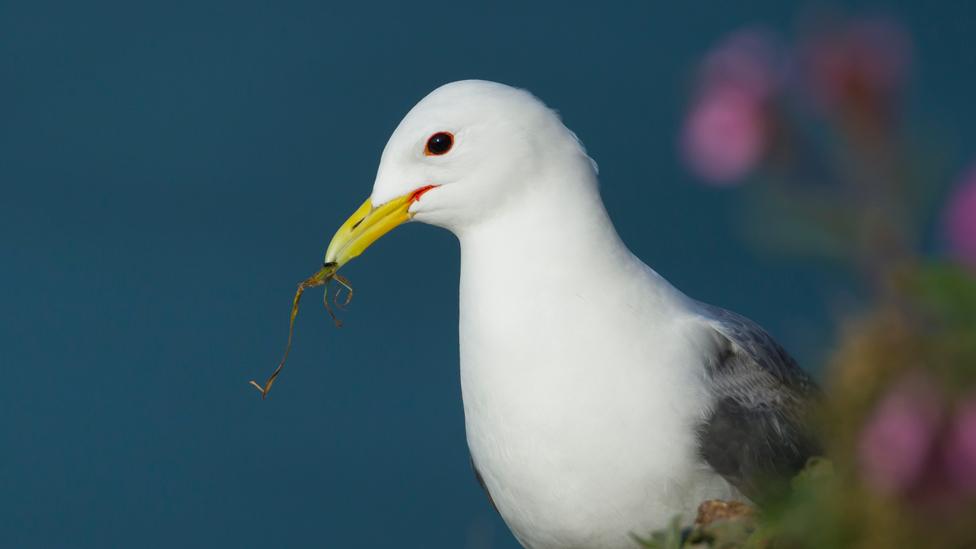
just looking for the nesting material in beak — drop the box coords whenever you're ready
[248,263,353,399]
[250,185,434,399]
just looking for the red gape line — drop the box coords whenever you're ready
[410,185,437,202]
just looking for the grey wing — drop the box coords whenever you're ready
[693,303,822,501]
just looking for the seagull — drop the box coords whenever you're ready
[321,80,820,549]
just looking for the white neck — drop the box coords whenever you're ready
[454,166,685,340]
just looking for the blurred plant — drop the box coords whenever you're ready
[855,370,976,505]
[944,396,976,494]
[944,166,976,268]
[679,15,929,294]
[653,11,976,549]
[857,372,944,497]
[681,30,783,184]
[801,17,912,126]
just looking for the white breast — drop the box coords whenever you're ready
[456,221,739,549]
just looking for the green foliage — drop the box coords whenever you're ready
[633,517,686,549]
[904,262,976,326]
[900,263,976,388]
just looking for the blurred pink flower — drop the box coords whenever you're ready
[699,29,785,101]
[682,87,766,184]
[682,29,783,185]
[858,374,943,494]
[944,397,976,494]
[802,17,913,114]
[944,166,976,268]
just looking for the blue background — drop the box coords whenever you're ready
[2,1,974,548]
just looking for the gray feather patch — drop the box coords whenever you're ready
[694,303,822,500]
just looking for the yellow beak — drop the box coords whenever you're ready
[324,186,434,268]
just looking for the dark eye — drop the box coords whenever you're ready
[425,132,454,156]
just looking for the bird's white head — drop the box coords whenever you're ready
[323,80,598,269]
